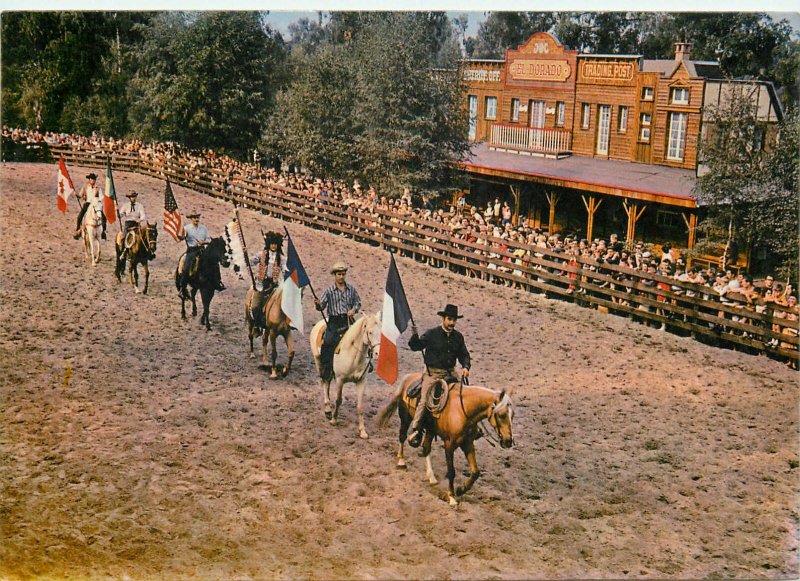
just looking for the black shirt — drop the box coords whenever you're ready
[409,326,470,372]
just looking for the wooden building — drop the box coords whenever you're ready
[459,32,784,260]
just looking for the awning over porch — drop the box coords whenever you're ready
[460,143,698,209]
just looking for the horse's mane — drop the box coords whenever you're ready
[340,315,368,349]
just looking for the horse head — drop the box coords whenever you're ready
[488,389,514,449]
[143,222,158,260]
[361,311,382,359]
[207,236,231,268]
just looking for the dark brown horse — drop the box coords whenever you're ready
[115,223,158,294]
[377,372,514,506]
[174,237,230,330]
[245,286,295,378]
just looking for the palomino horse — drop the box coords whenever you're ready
[175,237,231,330]
[81,204,103,266]
[309,312,382,439]
[245,286,295,379]
[115,223,158,293]
[377,373,514,506]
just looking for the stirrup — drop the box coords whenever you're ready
[408,429,422,448]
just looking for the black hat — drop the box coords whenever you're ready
[86,173,98,180]
[437,304,463,319]
[126,191,139,198]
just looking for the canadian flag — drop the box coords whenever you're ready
[56,157,75,213]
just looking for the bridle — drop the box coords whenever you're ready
[355,316,380,382]
[140,225,157,256]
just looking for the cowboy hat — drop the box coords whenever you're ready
[330,260,349,274]
[187,212,201,218]
[86,173,98,180]
[125,191,139,198]
[437,304,463,319]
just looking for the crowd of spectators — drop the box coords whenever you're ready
[5,126,797,362]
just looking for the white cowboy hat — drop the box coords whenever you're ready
[330,260,349,274]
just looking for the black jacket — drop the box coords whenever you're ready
[409,326,470,372]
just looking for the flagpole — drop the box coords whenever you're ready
[232,200,258,289]
[284,225,327,325]
[390,252,416,330]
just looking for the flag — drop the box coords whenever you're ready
[56,157,74,213]
[163,180,182,242]
[103,158,117,224]
[376,253,413,385]
[223,219,247,280]
[281,231,310,334]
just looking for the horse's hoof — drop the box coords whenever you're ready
[448,495,459,507]
[324,410,332,420]
[249,353,255,359]
[359,430,369,440]
[134,288,141,294]
[329,418,338,426]
[269,373,278,380]
[396,461,407,470]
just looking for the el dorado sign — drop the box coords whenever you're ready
[508,59,571,83]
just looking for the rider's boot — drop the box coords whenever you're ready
[101,228,107,240]
[215,280,226,292]
[73,229,81,240]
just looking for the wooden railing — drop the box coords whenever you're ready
[489,124,571,156]
[46,144,799,365]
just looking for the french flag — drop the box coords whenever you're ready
[281,230,310,334]
[376,253,413,385]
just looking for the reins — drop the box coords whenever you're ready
[458,379,501,448]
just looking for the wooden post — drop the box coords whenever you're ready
[544,191,560,234]
[623,200,646,243]
[510,185,522,226]
[581,194,603,242]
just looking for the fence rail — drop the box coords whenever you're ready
[46,144,799,364]
[489,124,572,156]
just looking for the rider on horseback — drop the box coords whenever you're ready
[407,304,471,448]
[314,261,362,383]
[177,212,224,298]
[73,173,107,240]
[117,191,146,254]
[248,230,284,334]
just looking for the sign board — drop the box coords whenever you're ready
[578,59,638,86]
[505,32,578,87]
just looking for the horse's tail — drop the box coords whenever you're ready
[376,382,405,429]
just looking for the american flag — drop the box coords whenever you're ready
[163,180,182,242]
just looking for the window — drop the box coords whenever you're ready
[639,112,651,142]
[640,127,651,142]
[581,103,591,129]
[468,95,478,140]
[556,102,565,127]
[641,87,654,101]
[510,98,520,122]
[618,106,628,133]
[596,105,611,155]
[641,113,651,126]
[667,112,688,160]
[530,100,546,128]
[656,210,682,228]
[485,96,497,120]
[671,87,689,105]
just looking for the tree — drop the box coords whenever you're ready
[694,86,797,277]
[264,12,470,199]
[128,12,287,157]
[471,12,557,58]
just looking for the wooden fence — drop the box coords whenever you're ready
[49,145,799,364]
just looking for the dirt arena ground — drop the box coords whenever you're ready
[0,161,797,580]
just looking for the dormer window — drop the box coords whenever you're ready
[671,87,689,105]
[641,87,654,101]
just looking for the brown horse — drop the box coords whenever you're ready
[377,372,514,506]
[115,223,158,294]
[245,286,295,379]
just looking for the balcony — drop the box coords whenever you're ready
[489,124,572,159]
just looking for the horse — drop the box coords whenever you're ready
[309,312,382,439]
[81,204,103,266]
[115,223,158,294]
[175,237,231,330]
[377,373,514,506]
[245,286,295,379]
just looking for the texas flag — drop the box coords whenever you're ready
[56,157,75,213]
[281,230,310,334]
[376,253,413,385]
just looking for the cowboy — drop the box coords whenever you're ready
[73,172,107,240]
[407,304,471,448]
[249,231,284,332]
[116,191,147,254]
[177,212,223,297]
[314,261,362,382]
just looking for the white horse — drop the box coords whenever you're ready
[81,204,103,266]
[310,312,382,439]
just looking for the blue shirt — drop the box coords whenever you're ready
[319,282,361,317]
[184,223,211,248]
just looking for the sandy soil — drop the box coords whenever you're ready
[0,161,798,581]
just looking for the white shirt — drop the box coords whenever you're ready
[81,182,104,210]
[119,200,146,223]
[183,223,211,247]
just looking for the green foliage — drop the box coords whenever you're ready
[695,88,798,277]
[264,12,470,198]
